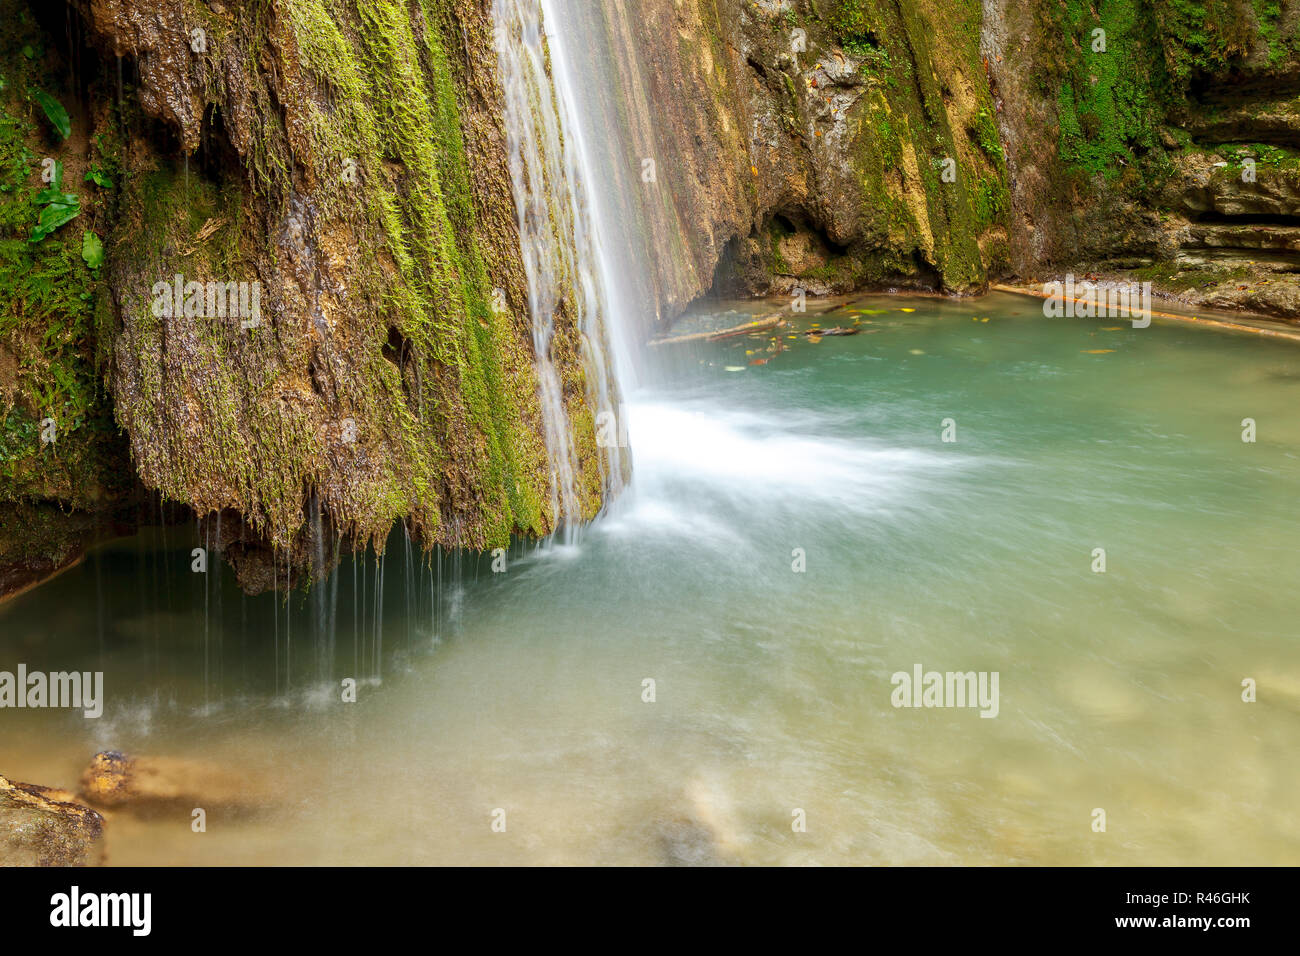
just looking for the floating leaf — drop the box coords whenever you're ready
[32,88,71,139]
[81,230,103,269]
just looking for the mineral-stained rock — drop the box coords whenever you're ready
[553,0,1006,313]
[79,750,267,816]
[0,773,106,866]
[1170,152,1300,221]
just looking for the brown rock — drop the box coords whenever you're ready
[0,773,105,866]
[80,751,267,816]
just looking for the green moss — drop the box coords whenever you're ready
[1219,141,1300,176]
[0,0,125,507]
[93,0,561,554]
[972,176,1006,229]
[824,0,1002,290]
[768,216,794,274]
[1047,0,1165,182]
[1152,0,1254,81]
[968,107,1003,163]
[1131,258,1253,291]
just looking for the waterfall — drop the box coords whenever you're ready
[493,0,631,538]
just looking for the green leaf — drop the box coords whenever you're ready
[85,167,113,188]
[81,230,103,269]
[29,195,80,242]
[33,188,76,206]
[32,89,71,139]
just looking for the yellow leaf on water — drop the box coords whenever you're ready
[1082,349,1115,354]
[900,308,915,313]
[807,335,823,343]
[1102,326,1123,331]
[980,317,990,323]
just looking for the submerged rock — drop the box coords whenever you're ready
[653,776,746,866]
[656,816,732,867]
[79,751,267,817]
[0,773,105,866]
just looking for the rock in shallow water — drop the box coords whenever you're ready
[0,774,105,866]
[79,751,267,817]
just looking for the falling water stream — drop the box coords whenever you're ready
[494,0,629,534]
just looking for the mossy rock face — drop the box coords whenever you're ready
[0,0,624,592]
[82,0,579,570]
[564,0,1008,317]
[0,0,139,599]
[988,0,1300,319]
